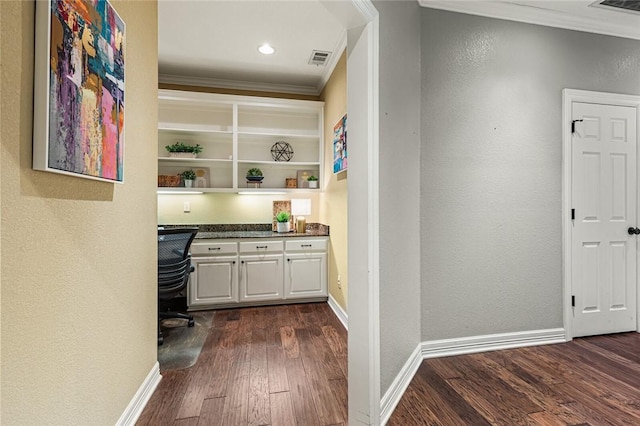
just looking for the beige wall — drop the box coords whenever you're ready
[1,1,159,423]
[158,193,320,225]
[319,51,348,311]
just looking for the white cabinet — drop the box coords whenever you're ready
[188,237,327,309]
[285,253,327,299]
[189,241,238,307]
[158,90,324,193]
[284,239,328,299]
[239,254,284,302]
[189,255,238,306]
[239,240,284,302]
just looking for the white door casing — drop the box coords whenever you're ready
[563,89,640,340]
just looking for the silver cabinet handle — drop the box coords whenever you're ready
[208,247,221,251]
[301,244,312,248]
[256,245,268,249]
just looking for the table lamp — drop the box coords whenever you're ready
[291,199,311,233]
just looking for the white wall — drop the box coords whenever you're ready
[1,1,159,423]
[375,0,422,396]
[420,8,640,340]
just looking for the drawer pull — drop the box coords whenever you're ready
[301,244,313,248]
[208,247,221,251]
[256,245,268,249]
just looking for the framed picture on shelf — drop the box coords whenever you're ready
[33,0,126,183]
[333,114,347,174]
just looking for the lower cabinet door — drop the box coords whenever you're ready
[189,255,238,307]
[285,253,327,299]
[239,254,284,302]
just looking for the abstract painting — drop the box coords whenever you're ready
[333,114,347,174]
[33,0,125,183]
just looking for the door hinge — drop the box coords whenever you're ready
[571,295,575,307]
[571,119,583,134]
[571,209,575,220]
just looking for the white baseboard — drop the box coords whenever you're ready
[327,294,348,330]
[380,343,422,425]
[421,328,566,359]
[380,328,566,425]
[116,361,162,426]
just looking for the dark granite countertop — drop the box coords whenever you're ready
[159,223,329,239]
[195,229,329,239]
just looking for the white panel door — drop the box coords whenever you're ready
[572,101,637,337]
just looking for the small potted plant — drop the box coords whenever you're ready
[165,142,203,158]
[307,175,318,189]
[180,170,196,188]
[246,167,264,182]
[275,211,291,233]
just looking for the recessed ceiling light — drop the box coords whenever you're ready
[258,43,275,55]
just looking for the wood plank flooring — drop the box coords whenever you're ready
[137,302,348,426]
[389,332,640,425]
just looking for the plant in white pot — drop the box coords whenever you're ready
[165,142,203,158]
[275,211,291,233]
[307,175,318,189]
[180,170,196,188]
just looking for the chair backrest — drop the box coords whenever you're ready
[158,228,198,299]
[158,228,198,265]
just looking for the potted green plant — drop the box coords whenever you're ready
[275,211,291,233]
[165,142,203,158]
[246,167,264,182]
[180,170,196,188]
[307,175,318,189]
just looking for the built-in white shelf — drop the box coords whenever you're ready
[157,90,324,193]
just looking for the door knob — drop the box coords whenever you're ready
[628,227,640,235]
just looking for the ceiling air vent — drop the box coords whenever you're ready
[309,50,331,66]
[594,0,640,14]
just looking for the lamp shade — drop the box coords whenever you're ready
[291,198,311,216]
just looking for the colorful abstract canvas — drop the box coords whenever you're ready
[333,114,347,174]
[34,0,125,182]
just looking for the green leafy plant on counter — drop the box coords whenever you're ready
[275,211,291,223]
[165,142,203,155]
[307,175,318,181]
[180,170,196,180]
[246,167,263,177]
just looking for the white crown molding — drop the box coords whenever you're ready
[116,362,161,426]
[328,294,348,330]
[317,30,348,94]
[158,74,320,96]
[418,1,640,40]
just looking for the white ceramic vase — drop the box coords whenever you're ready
[276,222,290,233]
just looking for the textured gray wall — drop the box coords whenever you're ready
[377,0,422,395]
[420,8,640,340]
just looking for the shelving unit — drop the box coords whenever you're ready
[158,90,324,193]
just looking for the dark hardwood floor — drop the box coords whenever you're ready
[389,332,640,425]
[138,302,348,426]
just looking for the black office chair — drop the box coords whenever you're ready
[158,227,198,345]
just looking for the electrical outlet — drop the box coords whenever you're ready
[337,274,341,289]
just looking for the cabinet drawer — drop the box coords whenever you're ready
[191,241,238,256]
[285,239,327,252]
[239,241,284,254]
